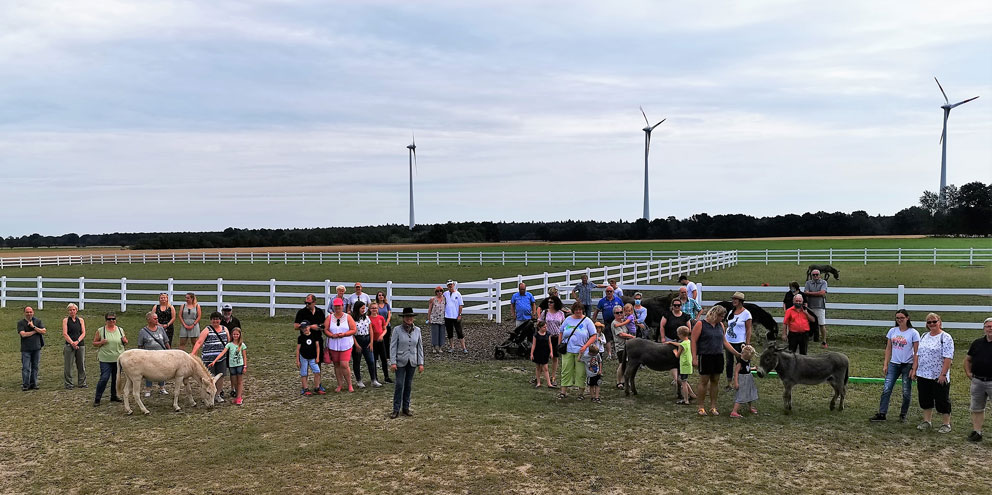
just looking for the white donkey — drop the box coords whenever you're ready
[117,349,222,415]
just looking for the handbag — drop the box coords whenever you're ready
[557,317,586,355]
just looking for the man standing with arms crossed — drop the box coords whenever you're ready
[444,280,466,354]
[571,274,596,316]
[804,269,829,348]
[18,307,47,391]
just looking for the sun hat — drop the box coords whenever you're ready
[732,292,746,301]
[400,307,416,317]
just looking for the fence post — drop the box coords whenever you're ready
[602,265,609,283]
[696,282,703,304]
[502,251,505,265]
[324,280,332,309]
[436,252,440,266]
[864,248,868,265]
[487,278,495,321]
[572,251,576,265]
[543,272,549,296]
[495,279,503,323]
[896,284,905,307]
[623,251,627,264]
[829,248,834,264]
[765,249,769,265]
[597,251,601,265]
[397,252,400,265]
[933,248,937,265]
[796,249,800,266]
[565,269,571,287]
[970,247,974,265]
[548,251,552,266]
[897,248,902,265]
[37,276,44,310]
[285,252,289,265]
[1,275,6,308]
[121,277,127,312]
[79,277,86,310]
[480,252,483,266]
[416,252,420,264]
[524,251,528,266]
[260,278,274,317]
[216,278,224,311]
[385,281,393,315]
[375,252,379,265]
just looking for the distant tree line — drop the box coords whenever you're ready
[4,181,989,250]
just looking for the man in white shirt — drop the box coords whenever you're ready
[346,282,372,313]
[678,275,700,303]
[443,280,466,353]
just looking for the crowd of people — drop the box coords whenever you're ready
[13,272,992,440]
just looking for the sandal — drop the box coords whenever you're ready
[698,407,708,416]
[556,393,568,400]
[750,407,758,414]
[710,408,720,416]
[675,399,688,405]
[576,395,585,401]
[591,397,602,403]
[730,411,743,418]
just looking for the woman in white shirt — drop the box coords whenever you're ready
[556,301,599,400]
[914,312,954,433]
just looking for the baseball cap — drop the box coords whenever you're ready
[221,303,233,311]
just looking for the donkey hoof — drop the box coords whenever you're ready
[143,410,151,415]
[126,410,133,416]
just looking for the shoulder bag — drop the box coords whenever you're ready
[557,317,587,355]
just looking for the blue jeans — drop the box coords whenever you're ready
[352,335,377,383]
[95,361,118,402]
[21,350,41,388]
[879,362,913,417]
[392,364,416,413]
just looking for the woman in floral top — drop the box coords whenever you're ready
[540,297,566,387]
[427,286,447,353]
[914,312,955,433]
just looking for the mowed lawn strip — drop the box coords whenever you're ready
[0,306,989,494]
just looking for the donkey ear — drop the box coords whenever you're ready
[212,373,222,384]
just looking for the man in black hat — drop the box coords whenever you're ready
[389,307,425,419]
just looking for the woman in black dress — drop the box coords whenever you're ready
[530,321,553,388]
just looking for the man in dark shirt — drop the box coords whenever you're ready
[295,295,326,334]
[17,306,46,391]
[964,317,992,442]
[220,303,242,332]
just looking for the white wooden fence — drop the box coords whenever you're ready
[0,252,737,322]
[616,283,990,330]
[2,247,989,269]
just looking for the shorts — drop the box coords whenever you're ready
[587,375,602,387]
[678,373,690,382]
[299,358,320,377]
[329,349,351,363]
[550,334,562,358]
[179,325,200,339]
[228,365,244,376]
[810,308,826,325]
[206,359,228,376]
[445,318,464,340]
[917,377,951,414]
[698,354,724,377]
[970,377,992,412]
[602,317,615,343]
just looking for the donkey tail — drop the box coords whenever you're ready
[116,359,126,395]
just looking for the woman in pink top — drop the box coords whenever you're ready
[324,298,357,392]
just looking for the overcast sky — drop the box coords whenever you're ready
[2,0,990,236]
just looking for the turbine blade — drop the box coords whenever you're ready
[940,113,947,144]
[640,106,649,126]
[650,118,666,131]
[413,149,418,175]
[950,95,980,108]
[934,77,949,104]
[412,132,416,147]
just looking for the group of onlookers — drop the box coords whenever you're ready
[292,282,442,418]
[870,313,992,442]
[17,293,248,407]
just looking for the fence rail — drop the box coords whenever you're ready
[1,247,989,269]
[0,252,738,323]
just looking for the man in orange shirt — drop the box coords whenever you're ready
[782,294,814,355]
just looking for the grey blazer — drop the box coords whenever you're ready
[389,324,425,367]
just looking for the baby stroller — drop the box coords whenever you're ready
[494,319,536,360]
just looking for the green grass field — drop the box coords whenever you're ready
[1,250,990,493]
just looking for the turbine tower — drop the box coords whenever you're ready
[407,134,417,230]
[639,106,665,220]
[934,77,979,208]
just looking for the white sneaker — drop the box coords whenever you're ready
[356,380,366,389]
[160,389,169,395]
[144,391,151,398]
[372,381,382,388]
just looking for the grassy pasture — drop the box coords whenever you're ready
[0,258,990,493]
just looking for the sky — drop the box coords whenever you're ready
[2,0,991,237]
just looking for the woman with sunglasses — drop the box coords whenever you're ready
[660,297,691,391]
[373,291,393,383]
[324,298,357,392]
[427,286,447,353]
[914,313,954,433]
[93,312,127,406]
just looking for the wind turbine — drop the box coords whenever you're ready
[934,77,980,208]
[407,133,417,230]
[639,106,665,220]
